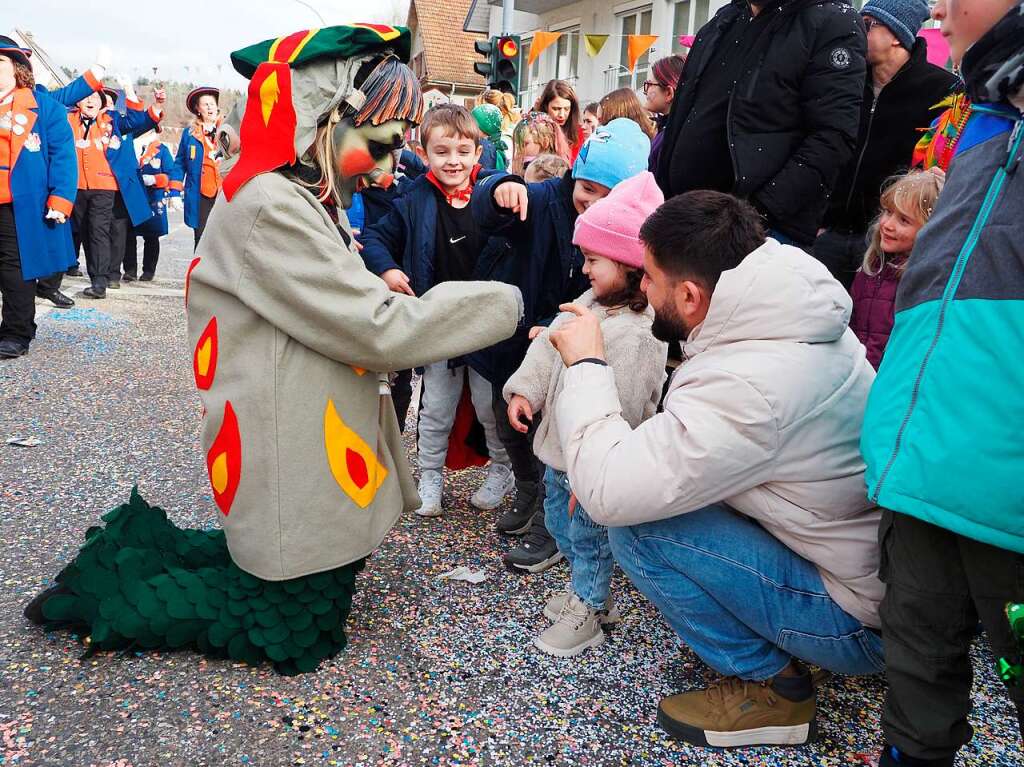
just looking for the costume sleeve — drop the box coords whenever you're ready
[42,98,78,217]
[359,199,407,276]
[753,11,867,224]
[556,363,777,527]
[115,105,159,138]
[471,171,524,234]
[398,149,426,180]
[171,134,188,193]
[235,181,524,373]
[44,73,101,108]
[163,145,183,197]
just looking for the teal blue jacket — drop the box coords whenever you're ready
[861,103,1024,552]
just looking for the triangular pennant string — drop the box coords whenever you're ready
[627,35,659,72]
[527,31,562,67]
[583,34,609,58]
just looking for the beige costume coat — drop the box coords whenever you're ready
[187,171,522,580]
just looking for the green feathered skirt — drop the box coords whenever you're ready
[27,489,364,675]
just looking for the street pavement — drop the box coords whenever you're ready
[0,211,1020,766]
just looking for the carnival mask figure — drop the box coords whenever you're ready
[25,25,523,676]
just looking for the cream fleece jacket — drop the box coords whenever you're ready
[503,289,667,472]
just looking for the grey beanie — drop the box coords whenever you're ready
[862,0,930,50]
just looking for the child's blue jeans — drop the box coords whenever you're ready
[543,466,614,610]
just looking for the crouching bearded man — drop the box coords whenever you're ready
[24,25,523,675]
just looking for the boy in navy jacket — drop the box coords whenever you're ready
[360,104,514,518]
[470,118,651,572]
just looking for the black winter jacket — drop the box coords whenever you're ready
[823,39,958,233]
[656,0,867,244]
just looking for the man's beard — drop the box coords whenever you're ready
[650,300,689,342]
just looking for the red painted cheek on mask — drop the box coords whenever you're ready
[338,148,377,178]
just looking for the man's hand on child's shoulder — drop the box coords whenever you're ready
[494,181,529,222]
[381,269,415,296]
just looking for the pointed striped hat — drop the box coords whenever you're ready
[224,24,423,200]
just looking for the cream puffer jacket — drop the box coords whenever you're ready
[556,240,883,627]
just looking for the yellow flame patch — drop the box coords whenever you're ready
[259,70,279,127]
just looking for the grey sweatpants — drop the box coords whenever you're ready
[417,361,509,472]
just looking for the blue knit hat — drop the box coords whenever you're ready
[572,118,651,190]
[861,0,929,50]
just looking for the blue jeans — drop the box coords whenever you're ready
[544,467,614,610]
[608,504,885,680]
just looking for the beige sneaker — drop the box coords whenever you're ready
[543,589,622,624]
[533,593,605,657]
[657,676,816,748]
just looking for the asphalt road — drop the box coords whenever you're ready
[0,210,1019,766]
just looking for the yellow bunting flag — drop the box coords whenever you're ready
[627,34,659,72]
[527,31,562,67]
[583,34,610,58]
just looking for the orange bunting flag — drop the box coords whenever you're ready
[527,31,562,67]
[627,34,659,72]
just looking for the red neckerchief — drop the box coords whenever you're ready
[425,164,481,205]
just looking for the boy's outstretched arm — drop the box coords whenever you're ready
[472,172,528,233]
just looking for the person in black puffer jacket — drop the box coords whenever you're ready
[816,0,958,288]
[655,0,866,247]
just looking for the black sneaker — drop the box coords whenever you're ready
[496,480,542,536]
[82,287,106,299]
[122,274,137,283]
[139,272,155,282]
[503,516,563,573]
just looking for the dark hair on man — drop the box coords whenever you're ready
[639,191,766,289]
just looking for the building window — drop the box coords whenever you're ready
[555,27,580,84]
[618,6,653,91]
[673,0,691,53]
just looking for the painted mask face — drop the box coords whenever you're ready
[330,117,409,208]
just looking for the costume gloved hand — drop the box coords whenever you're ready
[90,45,113,82]
[45,208,67,225]
[117,74,138,104]
[142,174,156,187]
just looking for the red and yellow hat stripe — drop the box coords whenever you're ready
[268,29,319,64]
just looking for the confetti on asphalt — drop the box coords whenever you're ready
[0,225,1020,766]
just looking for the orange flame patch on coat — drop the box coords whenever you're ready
[324,399,387,509]
[207,401,242,516]
[184,257,200,307]
[193,316,219,391]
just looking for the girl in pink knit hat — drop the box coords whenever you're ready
[503,171,669,656]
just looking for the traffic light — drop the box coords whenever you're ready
[473,35,522,95]
[493,35,522,95]
[473,38,495,80]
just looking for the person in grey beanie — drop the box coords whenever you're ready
[816,0,958,288]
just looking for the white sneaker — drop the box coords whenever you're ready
[470,463,515,510]
[415,470,444,517]
[544,589,622,625]
[534,593,606,657]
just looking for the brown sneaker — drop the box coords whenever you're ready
[657,676,816,748]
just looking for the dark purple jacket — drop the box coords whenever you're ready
[849,262,903,370]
